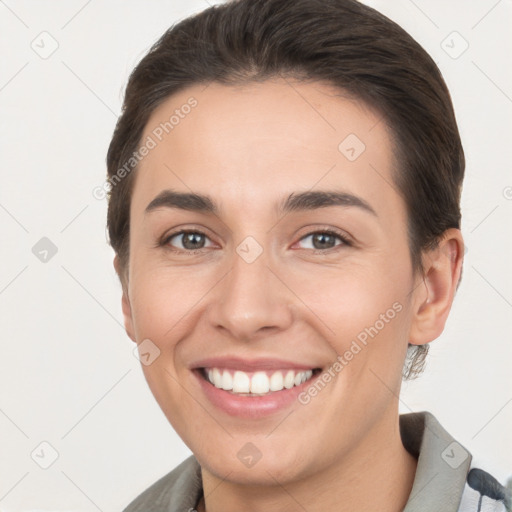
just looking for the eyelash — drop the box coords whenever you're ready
[159,227,353,254]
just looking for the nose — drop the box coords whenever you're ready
[206,246,294,342]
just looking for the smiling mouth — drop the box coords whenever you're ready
[200,367,322,396]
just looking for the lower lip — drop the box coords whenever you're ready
[193,370,320,419]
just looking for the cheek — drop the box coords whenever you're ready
[286,260,412,370]
[128,264,206,431]
[128,261,214,343]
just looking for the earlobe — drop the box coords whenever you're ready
[121,291,136,343]
[113,255,136,343]
[409,229,464,345]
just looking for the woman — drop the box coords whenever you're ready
[105,0,511,510]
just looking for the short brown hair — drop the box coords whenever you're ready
[106,0,465,379]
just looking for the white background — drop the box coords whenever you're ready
[0,0,511,510]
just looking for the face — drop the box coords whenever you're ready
[122,78,423,485]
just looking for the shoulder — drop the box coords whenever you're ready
[122,455,203,512]
[458,463,512,512]
[399,411,511,512]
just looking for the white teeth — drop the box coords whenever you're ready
[284,370,295,389]
[221,370,233,391]
[205,367,316,395]
[250,371,270,394]
[269,371,284,391]
[232,371,250,393]
[212,368,223,388]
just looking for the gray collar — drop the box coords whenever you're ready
[401,411,472,511]
[123,411,472,512]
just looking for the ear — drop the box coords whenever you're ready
[113,255,136,343]
[409,228,464,345]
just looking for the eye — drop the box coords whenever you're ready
[295,230,351,251]
[163,230,214,252]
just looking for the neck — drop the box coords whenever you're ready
[198,411,418,512]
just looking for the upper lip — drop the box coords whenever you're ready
[190,356,321,372]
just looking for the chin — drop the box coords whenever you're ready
[197,444,313,487]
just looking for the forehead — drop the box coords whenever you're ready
[131,78,402,222]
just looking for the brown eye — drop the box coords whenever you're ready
[296,231,350,251]
[165,231,213,251]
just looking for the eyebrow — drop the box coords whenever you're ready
[144,188,377,217]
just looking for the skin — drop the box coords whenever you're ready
[115,78,464,512]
